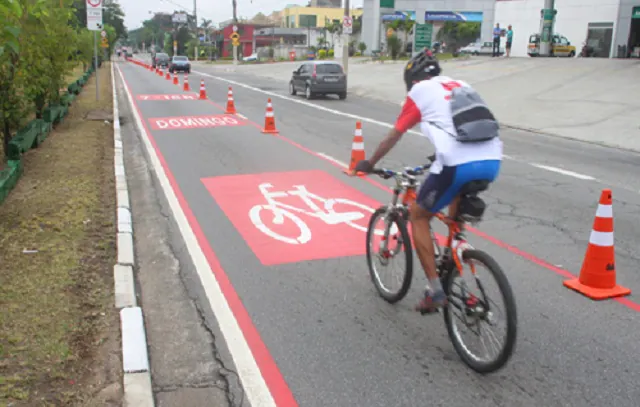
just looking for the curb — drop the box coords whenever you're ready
[111,61,155,407]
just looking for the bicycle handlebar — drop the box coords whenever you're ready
[371,155,434,180]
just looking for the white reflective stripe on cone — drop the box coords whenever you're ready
[352,142,364,150]
[589,230,614,247]
[266,111,274,117]
[355,130,362,136]
[595,204,613,218]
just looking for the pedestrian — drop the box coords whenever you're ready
[492,23,501,57]
[505,25,513,57]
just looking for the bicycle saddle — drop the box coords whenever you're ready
[459,180,490,195]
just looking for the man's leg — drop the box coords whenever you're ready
[411,168,459,312]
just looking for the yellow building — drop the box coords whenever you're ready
[281,5,363,28]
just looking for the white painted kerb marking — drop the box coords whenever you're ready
[116,64,277,407]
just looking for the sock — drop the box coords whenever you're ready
[428,277,443,294]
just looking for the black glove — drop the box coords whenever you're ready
[354,159,374,174]
[427,154,436,163]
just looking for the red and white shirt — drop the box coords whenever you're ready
[394,75,503,174]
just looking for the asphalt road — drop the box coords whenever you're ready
[119,59,640,407]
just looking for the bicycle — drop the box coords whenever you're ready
[363,158,517,374]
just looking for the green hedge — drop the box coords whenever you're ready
[0,68,94,205]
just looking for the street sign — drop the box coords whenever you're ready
[232,38,240,47]
[86,0,103,31]
[342,16,353,35]
[232,25,238,32]
[230,32,240,40]
[101,30,106,38]
[414,23,433,51]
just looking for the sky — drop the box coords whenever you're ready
[120,0,364,31]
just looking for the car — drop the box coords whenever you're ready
[242,53,258,62]
[152,52,170,69]
[459,41,505,56]
[289,61,347,100]
[527,33,576,57]
[169,55,191,73]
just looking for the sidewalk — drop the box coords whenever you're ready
[227,57,640,151]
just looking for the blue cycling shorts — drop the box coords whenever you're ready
[416,159,501,213]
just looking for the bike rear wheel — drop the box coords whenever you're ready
[366,207,413,303]
[442,249,517,373]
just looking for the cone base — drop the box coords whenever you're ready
[563,278,631,300]
[342,169,367,177]
[226,109,237,114]
[262,129,278,134]
[184,86,190,91]
[199,95,207,100]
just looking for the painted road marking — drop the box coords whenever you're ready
[530,163,596,181]
[317,152,349,169]
[116,64,296,407]
[192,70,601,184]
[149,114,246,130]
[137,94,197,101]
[202,170,385,266]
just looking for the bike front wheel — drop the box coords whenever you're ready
[366,207,413,303]
[442,249,517,374]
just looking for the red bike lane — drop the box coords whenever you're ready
[117,59,640,407]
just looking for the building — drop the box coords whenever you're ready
[495,0,640,58]
[361,0,640,58]
[310,0,341,7]
[361,0,496,53]
[283,5,363,28]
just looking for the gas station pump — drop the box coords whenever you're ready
[538,0,557,56]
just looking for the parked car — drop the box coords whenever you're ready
[289,61,347,100]
[152,52,170,69]
[527,33,577,57]
[169,55,191,73]
[242,53,258,62]
[459,42,504,56]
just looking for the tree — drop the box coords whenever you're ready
[436,22,480,49]
[71,0,126,41]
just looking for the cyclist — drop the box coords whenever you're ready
[351,51,503,313]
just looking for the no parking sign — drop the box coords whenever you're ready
[86,0,103,31]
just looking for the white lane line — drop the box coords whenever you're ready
[317,152,349,168]
[530,163,596,181]
[236,113,248,120]
[192,70,599,184]
[116,64,277,407]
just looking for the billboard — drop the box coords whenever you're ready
[424,11,483,22]
[382,11,416,22]
[172,12,188,24]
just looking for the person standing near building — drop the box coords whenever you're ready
[493,23,501,57]
[505,25,513,57]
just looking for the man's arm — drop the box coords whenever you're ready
[368,96,422,167]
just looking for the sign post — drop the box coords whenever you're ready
[342,14,352,75]
[86,0,103,101]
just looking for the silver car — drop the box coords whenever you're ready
[289,61,347,100]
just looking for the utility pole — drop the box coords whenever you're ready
[372,0,381,54]
[232,0,238,65]
[342,0,351,75]
[193,0,198,60]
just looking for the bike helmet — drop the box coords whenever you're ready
[403,48,441,92]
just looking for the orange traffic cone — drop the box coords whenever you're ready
[343,121,366,175]
[225,86,237,114]
[165,71,171,80]
[563,189,631,300]
[262,98,278,134]
[183,75,191,92]
[173,73,179,85]
[198,79,207,100]
[158,68,163,77]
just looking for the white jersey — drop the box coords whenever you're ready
[394,75,503,174]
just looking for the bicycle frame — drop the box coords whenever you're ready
[377,167,477,278]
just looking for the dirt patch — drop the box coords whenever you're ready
[0,62,122,406]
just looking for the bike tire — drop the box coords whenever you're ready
[366,207,413,304]
[442,249,517,374]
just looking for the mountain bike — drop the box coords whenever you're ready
[364,159,517,374]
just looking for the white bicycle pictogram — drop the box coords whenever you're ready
[249,183,397,245]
